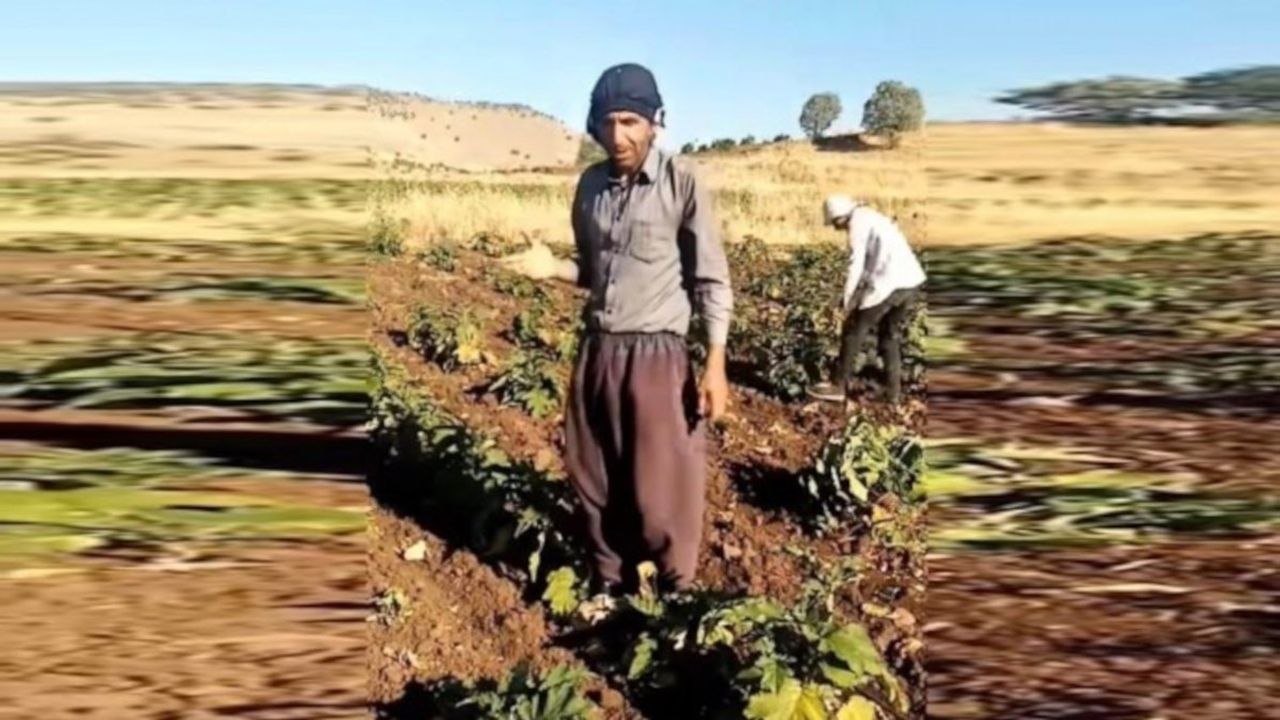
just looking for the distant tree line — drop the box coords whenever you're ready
[995,65,1280,124]
[679,79,928,154]
[680,133,792,155]
[676,65,1280,158]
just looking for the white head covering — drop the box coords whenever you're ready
[823,194,857,225]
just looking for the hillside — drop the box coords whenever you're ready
[0,82,581,179]
[9,82,1273,247]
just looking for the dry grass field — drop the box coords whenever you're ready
[387,120,1279,249]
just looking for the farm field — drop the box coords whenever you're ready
[0,84,1275,719]
[369,231,1278,720]
[367,90,1279,719]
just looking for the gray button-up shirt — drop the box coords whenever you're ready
[571,147,733,345]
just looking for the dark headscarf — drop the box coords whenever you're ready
[586,63,664,144]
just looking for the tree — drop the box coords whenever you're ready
[861,81,925,145]
[995,76,1183,123]
[799,93,842,139]
[772,133,791,143]
[680,141,697,154]
[1182,65,1280,116]
[741,135,756,146]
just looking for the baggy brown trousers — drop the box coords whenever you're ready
[564,332,706,592]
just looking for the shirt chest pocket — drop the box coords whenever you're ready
[627,218,675,263]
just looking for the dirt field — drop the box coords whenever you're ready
[2,83,1276,719]
[366,233,1276,719]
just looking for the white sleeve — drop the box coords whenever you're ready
[842,212,870,311]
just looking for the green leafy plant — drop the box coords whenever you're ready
[726,242,845,399]
[621,574,908,719]
[542,566,584,617]
[487,269,548,300]
[798,418,922,533]
[486,350,564,419]
[370,356,586,597]
[460,664,598,720]
[725,236,775,289]
[725,238,936,401]
[406,304,489,370]
[512,301,557,350]
[419,240,460,271]
[368,207,406,257]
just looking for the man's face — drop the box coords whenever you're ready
[600,110,654,173]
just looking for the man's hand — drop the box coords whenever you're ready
[699,345,729,423]
[499,239,579,284]
[499,240,561,280]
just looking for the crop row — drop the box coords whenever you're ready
[370,231,925,717]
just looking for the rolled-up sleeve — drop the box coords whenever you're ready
[679,168,734,345]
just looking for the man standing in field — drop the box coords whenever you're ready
[501,63,733,599]
[808,194,926,405]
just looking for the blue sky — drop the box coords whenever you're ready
[4,1,1276,145]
